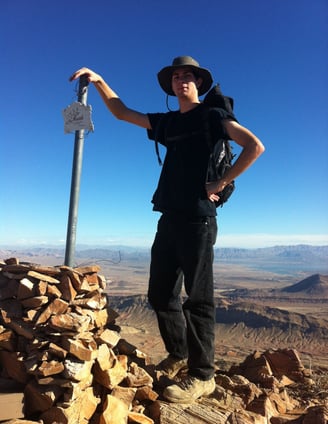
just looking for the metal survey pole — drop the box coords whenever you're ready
[64,75,89,266]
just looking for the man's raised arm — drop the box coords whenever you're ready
[70,67,151,129]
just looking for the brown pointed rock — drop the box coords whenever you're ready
[64,270,86,292]
[26,309,38,322]
[268,390,298,415]
[92,308,114,328]
[17,278,35,300]
[60,336,98,361]
[84,271,101,287]
[30,264,62,276]
[76,302,117,326]
[229,350,277,389]
[73,291,107,310]
[74,265,101,275]
[30,265,61,277]
[0,351,29,384]
[96,343,114,370]
[215,374,262,407]
[34,280,48,296]
[63,357,95,381]
[24,380,63,415]
[74,265,100,287]
[48,311,91,332]
[125,362,153,388]
[111,386,137,408]
[99,394,128,424]
[27,270,60,284]
[264,348,307,383]
[116,337,154,367]
[41,386,99,424]
[134,385,159,402]
[63,373,94,403]
[35,298,69,325]
[47,342,68,360]
[247,395,280,420]
[93,352,128,390]
[45,283,62,298]
[37,360,65,377]
[57,273,77,302]
[39,407,71,424]
[116,338,138,355]
[21,295,49,309]
[96,328,121,348]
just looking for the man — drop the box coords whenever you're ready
[70,56,265,403]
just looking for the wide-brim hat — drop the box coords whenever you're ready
[157,56,213,96]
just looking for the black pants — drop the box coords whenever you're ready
[148,213,218,380]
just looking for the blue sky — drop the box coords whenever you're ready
[1,0,327,249]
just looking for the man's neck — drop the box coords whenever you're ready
[178,98,201,113]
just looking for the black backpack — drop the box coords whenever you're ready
[154,83,236,207]
[203,84,236,207]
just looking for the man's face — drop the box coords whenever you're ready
[171,67,202,98]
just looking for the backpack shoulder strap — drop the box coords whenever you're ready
[201,105,211,146]
[201,105,227,153]
[154,111,176,166]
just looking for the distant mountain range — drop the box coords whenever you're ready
[1,244,327,274]
[1,243,326,258]
[214,245,328,274]
[215,244,328,260]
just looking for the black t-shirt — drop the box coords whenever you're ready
[147,104,235,217]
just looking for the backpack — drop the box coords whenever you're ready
[154,83,236,207]
[203,84,236,207]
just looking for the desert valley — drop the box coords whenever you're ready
[0,244,327,423]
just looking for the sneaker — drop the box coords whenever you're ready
[156,355,188,378]
[163,375,216,403]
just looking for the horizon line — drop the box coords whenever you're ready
[1,233,327,249]
[1,242,328,251]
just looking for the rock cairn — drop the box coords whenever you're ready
[0,258,156,423]
[0,258,327,424]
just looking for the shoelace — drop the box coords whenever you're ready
[177,376,197,389]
